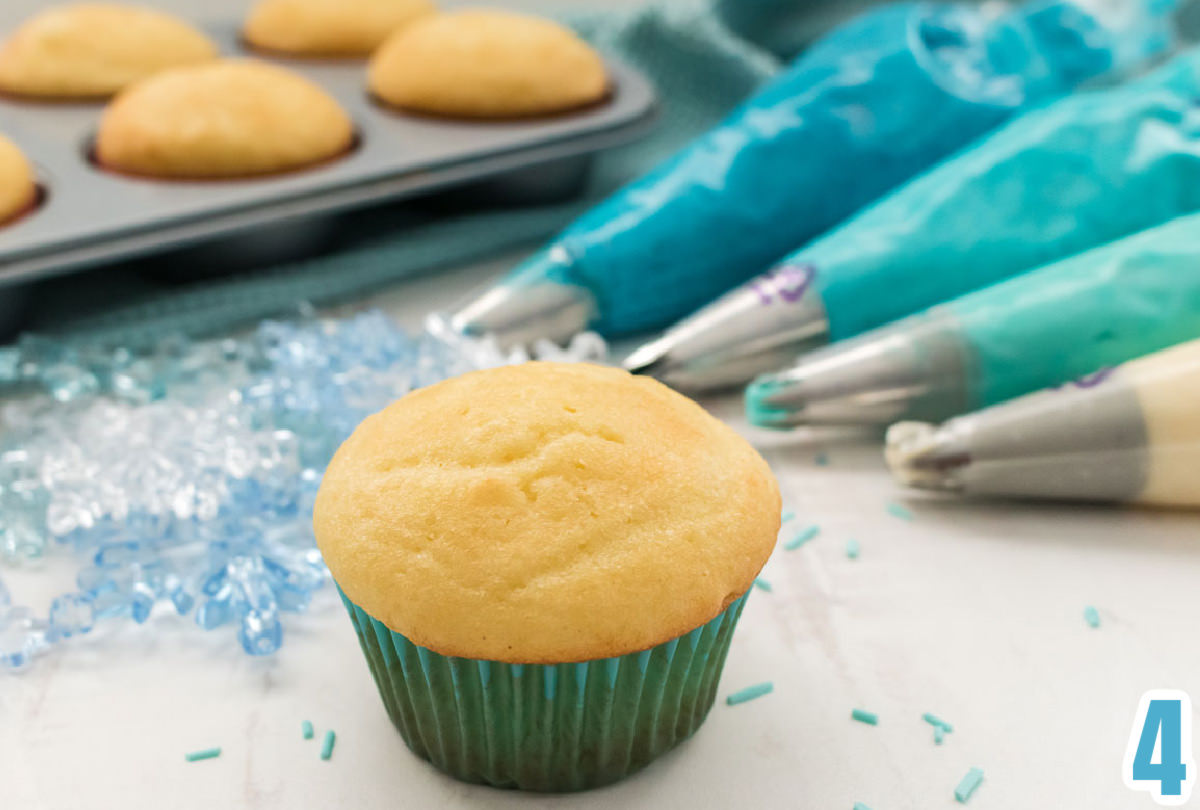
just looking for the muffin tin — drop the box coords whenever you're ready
[0,18,657,288]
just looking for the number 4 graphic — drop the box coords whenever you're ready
[1124,690,1196,806]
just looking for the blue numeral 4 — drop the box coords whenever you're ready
[1133,701,1187,795]
[1125,690,1196,806]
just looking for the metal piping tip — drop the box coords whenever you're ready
[622,278,831,392]
[621,334,674,378]
[742,319,972,429]
[744,361,930,429]
[449,249,597,351]
[884,421,970,491]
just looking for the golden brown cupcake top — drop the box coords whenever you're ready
[368,9,608,118]
[0,3,217,99]
[0,134,35,224]
[314,362,780,664]
[243,0,435,58]
[95,60,354,179]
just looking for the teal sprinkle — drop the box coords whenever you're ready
[301,720,314,740]
[320,730,336,762]
[851,708,878,725]
[753,577,772,593]
[184,747,221,762]
[923,712,954,732]
[886,502,914,521]
[853,804,873,810]
[726,682,773,706]
[845,539,860,559]
[1084,606,1100,628]
[815,452,829,466]
[784,524,820,551]
[954,768,984,803]
[781,509,795,523]
[934,725,945,745]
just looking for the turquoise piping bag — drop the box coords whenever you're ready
[632,39,1200,392]
[745,210,1200,429]
[451,0,1174,348]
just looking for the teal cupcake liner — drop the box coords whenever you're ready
[340,589,750,791]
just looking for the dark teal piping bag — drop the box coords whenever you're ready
[452,0,1173,347]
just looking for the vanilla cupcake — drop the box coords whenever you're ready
[244,0,435,57]
[95,60,354,179]
[368,9,608,118]
[315,362,779,790]
[0,4,217,100]
[0,135,36,224]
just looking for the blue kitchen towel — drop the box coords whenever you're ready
[26,0,787,348]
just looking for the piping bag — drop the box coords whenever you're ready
[885,337,1200,507]
[451,0,1175,348]
[632,37,1200,391]
[744,210,1200,429]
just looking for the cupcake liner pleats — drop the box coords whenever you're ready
[340,589,749,791]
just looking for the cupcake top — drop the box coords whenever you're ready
[0,3,217,99]
[368,9,608,118]
[315,362,780,663]
[243,0,435,57]
[0,134,35,224]
[95,60,354,179]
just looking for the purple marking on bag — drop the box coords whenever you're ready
[751,263,816,307]
[1049,366,1116,391]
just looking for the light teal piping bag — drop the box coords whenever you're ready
[745,211,1200,428]
[628,34,1197,391]
[452,0,1174,348]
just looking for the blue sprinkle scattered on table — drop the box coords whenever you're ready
[923,712,953,732]
[302,720,314,740]
[845,539,860,559]
[784,524,820,551]
[954,768,984,803]
[1083,606,1100,628]
[851,708,878,725]
[934,725,946,745]
[853,804,873,810]
[753,577,772,593]
[781,509,795,523]
[320,730,336,761]
[886,502,914,521]
[184,747,221,763]
[815,452,829,466]
[726,682,774,706]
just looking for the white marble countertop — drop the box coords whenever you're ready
[4,251,1200,810]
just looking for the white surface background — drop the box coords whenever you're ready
[3,0,1200,807]
[4,254,1200,810]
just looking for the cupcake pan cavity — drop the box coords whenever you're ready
[342,589,751,791]
[0,15,655,288]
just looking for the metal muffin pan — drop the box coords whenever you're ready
[0,22,657,287]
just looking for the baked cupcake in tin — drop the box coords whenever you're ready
[0,134,36,224]
[243,0,436,58]
[368,9,608,119]
[314,362,780,790]
[0,3,217,100]
[95,60,354,179]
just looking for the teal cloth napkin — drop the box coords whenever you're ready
[25,0,815,348]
